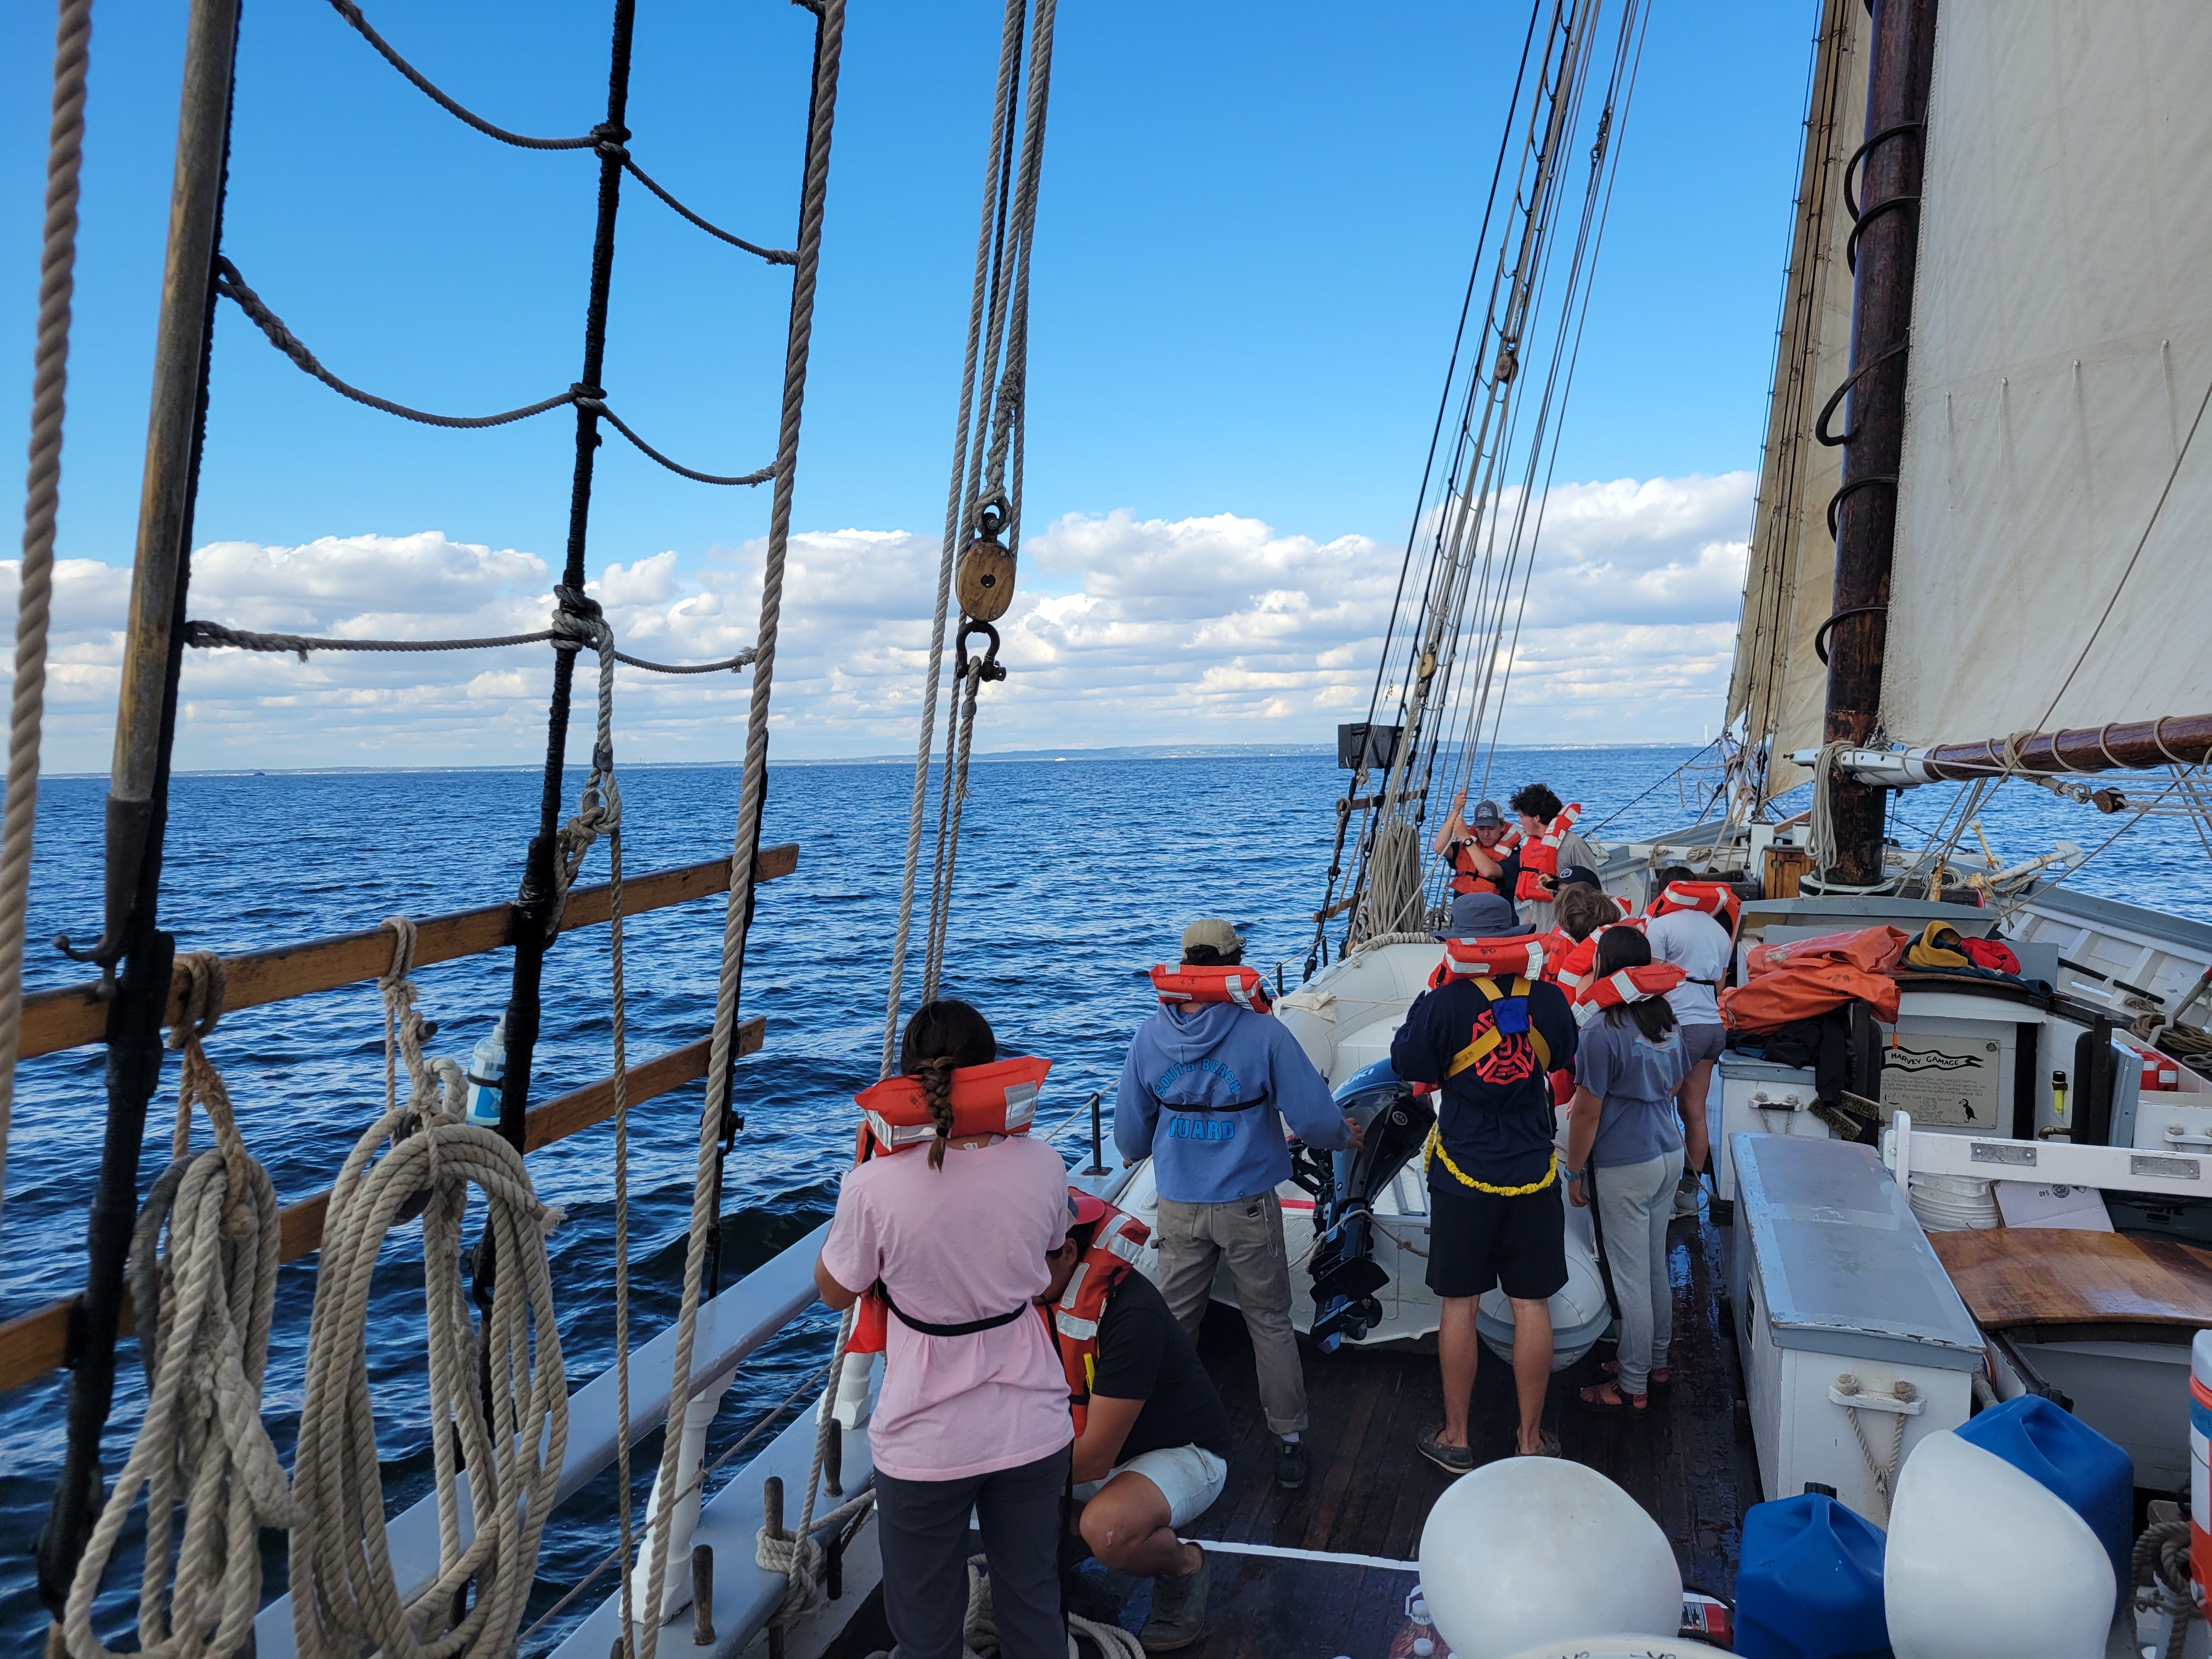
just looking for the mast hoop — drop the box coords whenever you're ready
[1825,472,1897,542]
[1845,191,1920,275]
[1812,603,1888,668]
[1813,338,1909,448]
[1841,119,1925,222]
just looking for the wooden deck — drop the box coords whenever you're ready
[1188,1204,1756,1600]
[822,1209,1757,1659]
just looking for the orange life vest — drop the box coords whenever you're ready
[1513,804,1583,902]
[1551,916,1646,998]
[1572,962,1687,1025]
[1449,826,1521,896]
[1047,1197,1151,1436]
[847,1056,1055,1356]
[1649,879,1742,936]
[1427,933,1552,990]
[1149,963,1272,1013]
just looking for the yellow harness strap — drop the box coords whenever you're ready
[1429,977,1559,1194]
[1444,977,1552,1077]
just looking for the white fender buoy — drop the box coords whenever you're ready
[1418,1458,1681,1659]
[1884,1429,2114,1659]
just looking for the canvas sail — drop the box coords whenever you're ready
[1727,0,1869,801]
[1881,0,2212,749]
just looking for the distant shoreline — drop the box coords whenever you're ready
[32,739,1706,780]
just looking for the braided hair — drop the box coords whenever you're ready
[1594,925,1678,1045]
[899,998,997,1170]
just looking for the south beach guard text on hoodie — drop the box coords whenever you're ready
[1114,1001,1350,1204]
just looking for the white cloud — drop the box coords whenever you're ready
[1,472,1752,770]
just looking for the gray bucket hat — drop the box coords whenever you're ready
[1435,891,1531,941]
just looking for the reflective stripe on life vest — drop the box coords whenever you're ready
[1149,963,1273,1013]
[1552,916,1645,997]
[1512,804,1582,901]
[1572,962,1688,1026]
[854,1054,1053,1158]
[1650,879,1741,935]
[1432,933,1551,985]
[1051,1198,1150,1436]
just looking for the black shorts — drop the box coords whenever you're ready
[1424,1171,1568,1301]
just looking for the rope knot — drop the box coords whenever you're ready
[591,121,631,161]
[550,585,609,654]
[166,951,227,1051]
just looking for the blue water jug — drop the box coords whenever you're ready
[1956,1393,2131,1601]
[1734,1493,1891,1659]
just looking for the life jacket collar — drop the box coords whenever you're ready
[853,1054,1053,1158]
[1650,879,1741,934]
[1573,962,1688,1026]
[1150,963,1272,1013]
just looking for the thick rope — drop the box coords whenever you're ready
[288,1050,566,1655]
[921,662,985,1000]
[64,952,295,1659]
[878,0,1031,1080]
[324,1,795,262]
[635,10,845,1654]
[1832,1375,1916,1521]
[0,0,92,1243]
[213,258,771,482]
[183,616,757,674]
[928,1555,1145,1659]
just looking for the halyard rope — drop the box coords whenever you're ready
[0,0,92,1243]
[638,7,845,1651]
[64,953,295,1659]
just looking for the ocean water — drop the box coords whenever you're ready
[1,744,2205,1652]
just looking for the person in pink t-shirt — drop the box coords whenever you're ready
[815,1000,1074,1659]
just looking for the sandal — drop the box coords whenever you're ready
[1577,1381,1648,1416]
[1416,1426,1476,1475]
[1604,1361,1670,1389]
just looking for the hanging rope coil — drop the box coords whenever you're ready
[0,0,93,1243]
[64,952,295,1659]
[287,984,567,1658]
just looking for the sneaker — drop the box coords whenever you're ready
[1274,1436,1308,1491]
[1673,1171,1702,1217]
[1139,1551,1210,1651]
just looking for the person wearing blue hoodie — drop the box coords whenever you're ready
[1116,917,1357,1493]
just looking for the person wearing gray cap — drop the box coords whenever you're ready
[1115,918,1358,1493]
[1431,790,1520,900]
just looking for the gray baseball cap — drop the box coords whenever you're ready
[1468,798,1506,828]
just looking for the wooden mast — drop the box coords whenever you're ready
[1816,0,1938,886]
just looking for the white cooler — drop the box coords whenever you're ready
[1713,1054,1831,1216]
[1729,1133,1986,1519]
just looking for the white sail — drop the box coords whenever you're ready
[1882,0,2212,747]
[1728,0,1869,798]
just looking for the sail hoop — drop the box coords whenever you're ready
[1841,119,1925,221]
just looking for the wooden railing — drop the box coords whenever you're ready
[0,844,798,1391]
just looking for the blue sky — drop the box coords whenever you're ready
[0,0,1818,765]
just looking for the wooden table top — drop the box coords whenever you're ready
[1931,1227,2212,1330]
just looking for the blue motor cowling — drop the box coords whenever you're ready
[1305,1058,1432,1350]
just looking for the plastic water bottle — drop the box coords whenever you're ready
[465,1014,507,1128]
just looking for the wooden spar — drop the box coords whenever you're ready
[1816,0,1939,884]
[0,1019,764,1394]
[18,844,797,1062]
[1894,712,2212,782]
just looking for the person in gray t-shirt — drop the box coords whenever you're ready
[1565,928,1691,1414]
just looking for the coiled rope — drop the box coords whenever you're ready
[0,0,92,1242]
[63,954,295,1659]
[869,1555,1142,1659]
[637,5,845,1652]
[2134,1515,2194,1633]
[287,923,567,1659]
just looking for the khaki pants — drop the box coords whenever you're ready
[1153,1190,1308,1435]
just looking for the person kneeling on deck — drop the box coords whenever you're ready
[1390,891,1578,1468]
[1116,917,1359,1493]
[1045,1191,1232,1652]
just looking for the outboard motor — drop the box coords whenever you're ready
[1305,1058,1433,1351]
